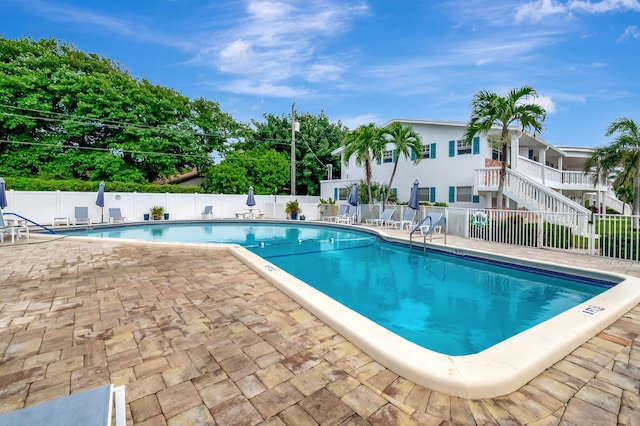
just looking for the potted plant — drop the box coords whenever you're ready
[150,206,164,220]
[285,200,301,220]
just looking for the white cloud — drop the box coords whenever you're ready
[531,95,557,113]
[516,0,566,22]
[221,80,309,98]
[618,25,640,41]
[339,113,383,130]
[199,0,368,95]
[516,0,640,22]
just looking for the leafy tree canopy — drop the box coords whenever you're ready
[0,37,242,183]
[203,147,290,195]
[239,110,347,195]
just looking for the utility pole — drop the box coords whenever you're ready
[291,102,296,195]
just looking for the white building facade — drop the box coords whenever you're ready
[321,119,623,215]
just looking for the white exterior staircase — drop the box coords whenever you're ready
[474,166,591,233]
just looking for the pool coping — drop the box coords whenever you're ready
[42,226,640,399]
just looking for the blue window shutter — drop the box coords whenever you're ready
[472,195,480,203]
[431,143,436,159]
[473,137,480,154]
[334,187,338,200]
[410,149,416,160]
[449,140,455,157]
[392,188,397,197]
[376,157,381,165]
[449,186,455,203]
[430,187,436,202]
[392,149,397,163]
[528,149,534,160]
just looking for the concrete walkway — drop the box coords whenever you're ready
[0,232,639,425]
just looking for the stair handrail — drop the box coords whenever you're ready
[501,168,591,215]
[4,212,56,234]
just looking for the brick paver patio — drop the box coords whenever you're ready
[1,233,639,425]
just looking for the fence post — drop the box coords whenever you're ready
[587,211,595,256]
[537,214,544,248]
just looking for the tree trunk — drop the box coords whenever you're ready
[633,175,640,230]
[383,161,399,209]
[496,143,508,210]
[365,159,373,204]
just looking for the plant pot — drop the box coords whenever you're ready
[164,213,170,220]
[143,213,150,221]
[290,212,298,220]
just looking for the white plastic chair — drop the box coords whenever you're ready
[108,208,127,223]
[74,207,91,225]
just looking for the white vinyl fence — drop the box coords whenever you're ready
[2,189,321,226]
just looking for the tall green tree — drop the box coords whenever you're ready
[463,85,546,209]
[380,122,423,206]
[240,111,346,195]
[0,37,240,183]
[584,118,640,223]
[342,124,386,204]
[203,147,289,194]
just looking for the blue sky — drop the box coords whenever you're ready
[2,0,639,147]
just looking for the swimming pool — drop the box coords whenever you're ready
[59,220,640,398]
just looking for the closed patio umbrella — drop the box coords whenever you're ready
[408,179,419,210]
[347,183,358,207]
[246,186,256,207]
[347,183,358,223]
[96,181,105,223]
[0,178,7,209]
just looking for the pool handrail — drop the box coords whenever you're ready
[410,213,446,248]
[4,212,56,234]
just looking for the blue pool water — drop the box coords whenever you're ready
[63,222,615,355]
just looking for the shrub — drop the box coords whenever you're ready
[600,233,640,260]
[2,177,202,193]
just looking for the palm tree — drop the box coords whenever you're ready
[463,86,546,209]
[380,122,423,207]
[342,124,385,204]
[584,118,640,224]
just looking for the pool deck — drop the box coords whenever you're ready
[1,228,640,425]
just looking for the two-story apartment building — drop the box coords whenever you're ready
[321,119,624,216]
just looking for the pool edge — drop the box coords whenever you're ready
[227,239,640,399]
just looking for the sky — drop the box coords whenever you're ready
[1,0,639,148]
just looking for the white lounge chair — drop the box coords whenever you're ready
[366,208,395,227]
[201,205,213,219]
[0,384,126,426]
[108,208,126,223]
[325,204,348,222]
[0,209,18,244]
[389,208,417,230]
[74,206,91,225]
[337,205,358,224]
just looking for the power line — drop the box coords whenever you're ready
[0,139,283,164]
[0,107,296,147]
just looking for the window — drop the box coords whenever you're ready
[382,150,393,163]
[456,186,473,202]
[338,187,349,200]
[418,187,431,202]
[492,148,504,161]
[457,140,471,155]
[421,145,431,159]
